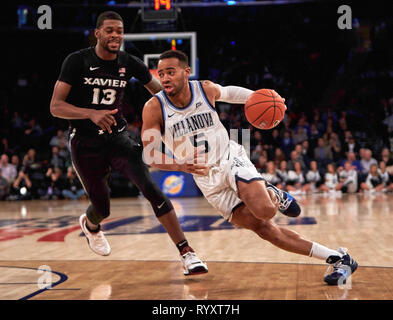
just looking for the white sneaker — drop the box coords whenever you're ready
[180,251,208,276]
[79,214,111,256]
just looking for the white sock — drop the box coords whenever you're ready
[309,242,343,260]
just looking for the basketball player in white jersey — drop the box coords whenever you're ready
[141,50,357,285]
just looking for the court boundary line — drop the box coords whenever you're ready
[0,265,68,300]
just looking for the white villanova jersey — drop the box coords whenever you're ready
[155,80,230,166]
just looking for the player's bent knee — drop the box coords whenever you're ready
[251,203,276,221]
[261,204,277,220]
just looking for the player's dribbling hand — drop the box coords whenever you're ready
[181,147,209,176]
[181,163,209,176]
[89,109,118,134]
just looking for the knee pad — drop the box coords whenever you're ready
[154,198,174,218]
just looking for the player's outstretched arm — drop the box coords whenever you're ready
[201,80,254,105]
[141,98,208,175]
[50,80,118,133]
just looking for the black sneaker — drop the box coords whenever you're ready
[266,182,301,217]
[324,248,358,285]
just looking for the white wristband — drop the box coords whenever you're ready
[216,84,254,104]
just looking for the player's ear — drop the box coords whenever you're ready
[94,28,100,39]
[184,66,191,77]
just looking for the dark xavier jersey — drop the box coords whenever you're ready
[58,47,152,134]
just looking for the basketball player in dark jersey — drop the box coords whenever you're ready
[50,11,207,276]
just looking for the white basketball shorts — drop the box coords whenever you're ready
[193,140,264,221]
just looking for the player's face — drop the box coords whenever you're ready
[96,19,124,54]
[157,58,190,96]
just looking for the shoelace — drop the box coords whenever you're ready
[278,196,292,211]
[92,231,108,247]
[183,252,200,265]
[271,188,292,211]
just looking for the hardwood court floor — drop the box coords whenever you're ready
[1,192,393,300]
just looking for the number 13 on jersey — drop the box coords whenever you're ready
[92,88,117,105]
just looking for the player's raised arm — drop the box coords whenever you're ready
[141,98,208,175]
[201,80,254,105]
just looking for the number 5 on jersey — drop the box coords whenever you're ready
[92,88,116,105]
[191,133,210,154]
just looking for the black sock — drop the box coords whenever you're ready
[86,223,101,233]
[176,240,190,254]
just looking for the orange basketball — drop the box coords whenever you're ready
[244,89,286,130]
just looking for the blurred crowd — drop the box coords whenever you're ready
[0,127,85,201]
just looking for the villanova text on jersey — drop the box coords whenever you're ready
[169,112,214,139]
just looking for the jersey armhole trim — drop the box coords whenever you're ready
[197,81,216,112]
[154,94,166,135]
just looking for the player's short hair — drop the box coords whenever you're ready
[159,50,189,67]
[96,11,123,29]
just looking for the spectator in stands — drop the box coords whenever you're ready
[269,129,282,150]
[294,115,311,137]
[276,160,289,189]
[336,117,348,146]
[292,126,308,145]
[286,161,310,195]
[343,135,360,156]
[0,168,9,200]
[314,137,333,166]
[281,130,294,159]
[10,169,32,200]
[339,151,362,172]
[49,129,67,147]
[57,141,70,163]
[250,142,263,164]
[23,117,43,149]
[251,130,263,149]
[378,161,393,191]
[360,164,385,193]
[328,132,342,163]
[50,146,65,170]
[302,140,313,162]
[360,149,378,176]
[379,148,393,174]
[312,111,325,134]
[260,161,283,189]
[22,148,46,199]
[287,150,306,171]
[62,166,85,200]
[295,143,310,169]
[11,111,24,131]
[338,161,358,193]
[41,167,65,200]
[320,163,343,193]
[255,153,268,173]
[22,148,36,168]
[0,137,13,156]
[10,154,21,172]
[305,160,323,193]
[273,148,286,168]
[308,123,321,151]
[0,154,17,184]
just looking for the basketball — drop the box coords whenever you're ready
[244,89,286,130]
